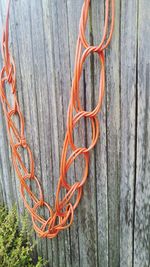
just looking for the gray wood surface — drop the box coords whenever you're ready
[0,1,149,267]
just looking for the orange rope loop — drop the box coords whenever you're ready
[0,0,114,238]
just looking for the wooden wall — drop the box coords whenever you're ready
[0,1,149,266]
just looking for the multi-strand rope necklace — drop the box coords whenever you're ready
[0,0,114,238]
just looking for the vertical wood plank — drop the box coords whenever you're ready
[48,0,74,265]
[134,1,150,266]
[120,0,138,266]
[106,0,121,266]
[91,1,108,266]
[74,2,98,266]
[65,1,84,266]
[0,0,19,210]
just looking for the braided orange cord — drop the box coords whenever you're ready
[0,0,114,238]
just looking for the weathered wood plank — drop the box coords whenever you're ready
[120,1,138,266]
[65,1,84,266]
[48,0,73,265]
[91,0,108,266]
[75,2,98,267]
[134,1,150,266]
[105,0,121,266]
[0,0,19,211]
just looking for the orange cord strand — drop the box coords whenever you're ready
[0,0,114,238]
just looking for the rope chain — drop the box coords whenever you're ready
[0,0,114,238]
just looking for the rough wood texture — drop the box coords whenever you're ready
[0,1,149,267]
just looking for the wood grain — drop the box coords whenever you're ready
[0,1,149,267]
[120,0,138,266]
[134,1,150,266]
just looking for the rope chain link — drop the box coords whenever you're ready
[0,0,114,238]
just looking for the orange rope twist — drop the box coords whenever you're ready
[0,0,114,238]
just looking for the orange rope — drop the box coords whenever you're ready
[0,0,114,238]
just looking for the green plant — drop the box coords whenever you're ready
[0,205,48,267]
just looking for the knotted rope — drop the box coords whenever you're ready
[0,0,114,238]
